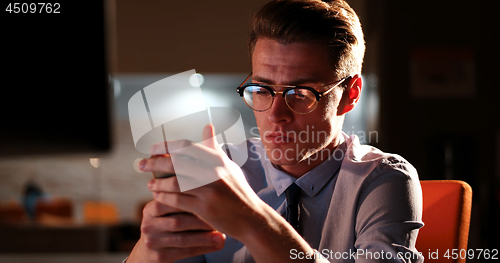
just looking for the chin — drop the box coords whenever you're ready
[263,144,315,165]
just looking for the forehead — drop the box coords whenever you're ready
[251,38,335,84]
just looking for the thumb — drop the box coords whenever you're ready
[201,124,219,150]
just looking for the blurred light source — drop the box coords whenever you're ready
[113,78,121,98]
[90,158,101,168]
[189,73,204,87]
[133,158,144,173]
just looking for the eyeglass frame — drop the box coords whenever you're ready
[236,73,351,114]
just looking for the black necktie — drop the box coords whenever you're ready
[285,182,301,232]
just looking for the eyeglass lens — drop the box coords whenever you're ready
[243,85,318,113]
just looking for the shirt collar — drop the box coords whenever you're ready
[266,140,346,197]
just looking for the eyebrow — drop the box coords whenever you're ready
[252,75,321,86]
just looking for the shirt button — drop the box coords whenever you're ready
[310,186,314,191]
[279,185,283,189]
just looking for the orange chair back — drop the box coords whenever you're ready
[0,201,27,224]
[417,180,472,263]
[83,201,119,225]
[36,197,73,219]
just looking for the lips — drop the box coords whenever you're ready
[264,131,295,144]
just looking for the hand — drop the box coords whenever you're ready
[140,124,316,263]
[126,199,226,263]
[140,124,267,240]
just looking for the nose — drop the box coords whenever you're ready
[268,94,293,124]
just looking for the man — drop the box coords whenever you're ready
[126,0,423,262]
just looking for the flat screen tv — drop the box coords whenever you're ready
[0,1,112,157]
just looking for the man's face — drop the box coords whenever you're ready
[251,38,348,168]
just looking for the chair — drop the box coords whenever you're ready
[0,201,27,224]
[83,201,119,225]
[416,180,472,263]
[36,197,73,218]
[36,196,74,225]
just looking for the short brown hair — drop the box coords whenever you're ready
[248,0,365,78]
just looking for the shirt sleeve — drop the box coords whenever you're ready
[353,163,424,262]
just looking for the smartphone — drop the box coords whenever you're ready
[152,171,176,179]
[150,154,176,179]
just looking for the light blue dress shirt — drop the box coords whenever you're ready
[172,132,424,262]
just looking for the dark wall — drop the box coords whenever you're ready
[377,0,500,253]
[115,0,270,73]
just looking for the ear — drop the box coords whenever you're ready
[338,74,362,115]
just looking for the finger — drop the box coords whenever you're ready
[153,192,198,213]
[151,155,176,179]
[148,140,221,166]
[148,161,225,193]
[150,141,169,155]
[148,178,181,193]
[201,124,219,150]
[139,155,175,173]
[152,171,176,179]
[168,155,219,181]
[145,213,214,233]
[157,140,194,153]
[144,230,226,249]
[169,142,222,165]
[143,200,184,218]
[149,140,195,155]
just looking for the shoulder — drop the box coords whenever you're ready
[342,133,418,181]
[339,133,423,220]
[338,133,421,201]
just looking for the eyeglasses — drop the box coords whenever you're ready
[236,73,350,114]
